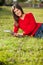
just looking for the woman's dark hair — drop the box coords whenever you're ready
[12,3,24,23]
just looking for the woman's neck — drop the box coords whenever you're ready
[20,13,25,20]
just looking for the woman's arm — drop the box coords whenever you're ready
[12,24,24,37]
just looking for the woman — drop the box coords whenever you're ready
[11,3,43,38]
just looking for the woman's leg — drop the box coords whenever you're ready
[34,24,43,38]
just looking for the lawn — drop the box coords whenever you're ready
[0,6,43,65]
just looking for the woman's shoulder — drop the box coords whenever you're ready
[25,13,34,18]
[26,12,33,16]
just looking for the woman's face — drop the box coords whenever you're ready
[14,8,22,17]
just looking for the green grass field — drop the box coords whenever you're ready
[0,6,43,65]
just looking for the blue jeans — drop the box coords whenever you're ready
[34,24,43,38]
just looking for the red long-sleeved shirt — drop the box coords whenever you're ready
[13,13,41,36]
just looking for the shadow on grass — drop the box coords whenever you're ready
[0,61,6,65]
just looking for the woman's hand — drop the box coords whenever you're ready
[17,33,24,37]
[14,33,24,38]
[11,32,24,38]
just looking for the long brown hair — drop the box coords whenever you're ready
[12,3,24,23]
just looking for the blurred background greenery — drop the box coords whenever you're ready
[0,0,43,8]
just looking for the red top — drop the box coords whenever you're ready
[13,13,41,36]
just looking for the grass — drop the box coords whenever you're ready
[0,6,43,65]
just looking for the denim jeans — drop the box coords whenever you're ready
[34,24,43,38]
